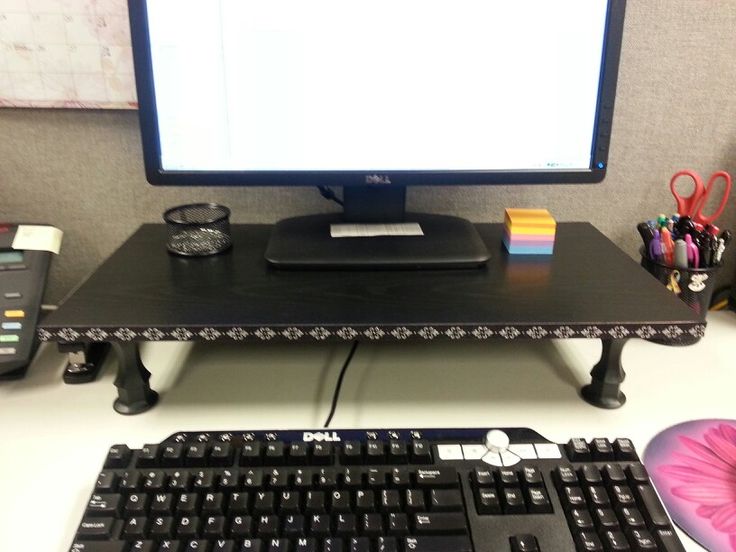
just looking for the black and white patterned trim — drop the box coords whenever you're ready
[38,323,707,343]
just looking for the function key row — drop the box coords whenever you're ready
[96,467,460,494]
[105,441,434,470]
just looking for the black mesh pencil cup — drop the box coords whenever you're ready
[640,251,719,345]
[164,203,232,256]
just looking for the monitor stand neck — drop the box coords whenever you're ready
[265,186,490,269]
[343,186,406,222]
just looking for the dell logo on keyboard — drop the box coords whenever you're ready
[303,431,341,442]
[365,174,392,185]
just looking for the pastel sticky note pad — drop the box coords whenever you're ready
[503,236,554,255]
[505,234,555,244]
[504,224,557,236]
[504,208,556,227]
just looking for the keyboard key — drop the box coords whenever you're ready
[161,444,185,467]
[526,487,552,514]
[554,466,578,487]
[410,440,432,464]
[294,538,317,552]
[575,530,604,552]
[76,517,115,540]
[414,512,467,534]
[627,529,657,551]
[86,494,121,516]
[341,441,363,464]
[241,443,263,466]
[69,542,127,551]
[566,438,592,462]
[561,487,586,510]
[265,442,286,465]
[475,488,501,515]
[402,536,472,552]
[137,445,160,468]
[211,443,233,466]
[579,465,603,485]
[521,466,543,487]
[312,443,333,465]
[568,509,594,531]
[129,541,156,552]
[104,445,131,469]
[211,540,236,552]
[591,438,615,461]
[613,438,638,461]
[594,508,620,531]
[472,467,494,487]
[185,444,208,467]
[430,489,463,511]
[636,485,671,527]
[376,537,398,552]
[510,534,540,552]
[366,441,386,463]
[601,530,630,551]
[388,440,408,463]
[415,468,457,488]
[349,537,370,552]
[626,464,650,485]
[502,488,526,514]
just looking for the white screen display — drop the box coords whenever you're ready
[146,0,609,172]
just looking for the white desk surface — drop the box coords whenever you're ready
[2,311,735,551]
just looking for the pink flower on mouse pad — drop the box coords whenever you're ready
[659,423,736,551]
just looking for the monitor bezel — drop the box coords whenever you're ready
[129,0,626,187]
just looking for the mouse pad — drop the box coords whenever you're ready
[644,419,736,552]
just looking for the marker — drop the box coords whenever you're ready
[649,230,662,262]
[684,234,699,268]
[674,239,688,268]
[661,228,674,265]
[637,222,655,252]
[715,238,726,264]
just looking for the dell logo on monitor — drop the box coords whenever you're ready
[365,174,392,185]
[303,431,342,442]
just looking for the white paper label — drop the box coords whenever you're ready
[11,225,63,254]
[330,223,424,238]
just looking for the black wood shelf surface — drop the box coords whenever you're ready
[39,222,702,344]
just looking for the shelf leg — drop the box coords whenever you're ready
[111,342,159,415]
[580,338,628,409]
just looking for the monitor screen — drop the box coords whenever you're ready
[131,0,625,185]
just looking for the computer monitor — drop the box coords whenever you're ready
[129,0,626,268]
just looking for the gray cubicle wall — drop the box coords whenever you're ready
[1,1,735,304]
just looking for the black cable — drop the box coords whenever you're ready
[317,185,344,206]
[323,340,359,428]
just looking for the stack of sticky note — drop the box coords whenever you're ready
[503,209,556,255]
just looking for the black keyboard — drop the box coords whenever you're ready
[69,428,686,552]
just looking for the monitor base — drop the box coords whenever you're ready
[265,213,490,269]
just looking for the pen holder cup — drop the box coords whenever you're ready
[640,251,719,345]
[164,203,232,257]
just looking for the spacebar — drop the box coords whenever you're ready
[403,536,473,552]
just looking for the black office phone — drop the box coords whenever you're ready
[0,224,53,379]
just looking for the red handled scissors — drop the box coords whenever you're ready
[670,169,732,225]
